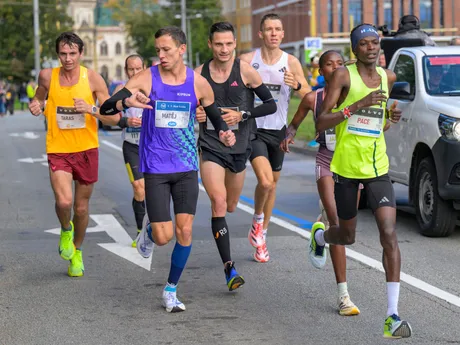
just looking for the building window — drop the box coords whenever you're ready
[115,42,122,55]
[328,0,333,32]
[349,0,362,26]
[439,0,444,27]
[116,65,122,79]
[100,41,108,56]
[384,0,392,27]
[125,42,131,54]
[338,0,343,32]
[420,0,433,29]
[373,0,378,26]
[240,24,252,43]
[230,0,236,11]
[409,0,413,14]
[400,0,404,17]
[101,65,109,81]
[240,0,250,8]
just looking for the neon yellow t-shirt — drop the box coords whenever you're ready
[330,64,389,179]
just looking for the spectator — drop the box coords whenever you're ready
[379,52,387,68]
[393,15,436,46]
[19,83,28,110]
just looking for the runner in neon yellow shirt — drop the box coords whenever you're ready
[309,24,412,339]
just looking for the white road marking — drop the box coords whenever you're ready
[103,140,460,309]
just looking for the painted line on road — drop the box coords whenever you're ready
[102,140,460,309]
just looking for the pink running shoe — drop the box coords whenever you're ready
[254,243,270,263]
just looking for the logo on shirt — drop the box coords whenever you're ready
[252,63,259,70]
[230,81,238,87]
[177,92,190,97]
[279,67,287,73]
[160,102,166,109]
[379,196,390,204]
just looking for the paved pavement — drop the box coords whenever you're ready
[1,112,460,345]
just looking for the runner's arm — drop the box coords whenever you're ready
[287,91,315,136]
[195,73,229,132]
[383,69,397,132]
[33,69,51,103]
[288,55,311,98]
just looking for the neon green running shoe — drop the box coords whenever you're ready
[59,221,76,261]
[383,314,412,338]
[68,249,84,277]
[308,222,327,269]
[132,230,141,248]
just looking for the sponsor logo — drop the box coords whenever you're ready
[168,121,177,127]
[177,93,190,96]
[252,63,259,70]
[230,81,238,87]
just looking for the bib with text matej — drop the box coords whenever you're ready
[155,101,191,129]
[207,106,239,131]
[347,107,384,138]
[56,106,86,129]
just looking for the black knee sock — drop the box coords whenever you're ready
[132,198,145,230]
[212,217,231,264]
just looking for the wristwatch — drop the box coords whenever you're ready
[121,98,129,110]
[91,105,97,115]
[293,81,301,91]
[240,110,250,122]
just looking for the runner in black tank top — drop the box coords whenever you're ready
[281,51,361,316]
[195,22,276,292]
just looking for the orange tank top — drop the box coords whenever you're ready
[45,66,98,153]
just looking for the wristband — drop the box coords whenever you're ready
[121,98,129,110]
[117,116,128,128]
[293,81,301,91]
[343,107,352,119]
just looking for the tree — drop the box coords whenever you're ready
[106,0,223,67]
[0,0,73,82]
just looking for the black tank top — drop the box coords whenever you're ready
[198,58,255,154]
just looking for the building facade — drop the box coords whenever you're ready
[222,0,253,54]
[252,0,460,61]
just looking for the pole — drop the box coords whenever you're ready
[33,0,40,82]
[181,0,187,64]
[349,15,355,59]
[310,0,316,37]
[187,17,193,67]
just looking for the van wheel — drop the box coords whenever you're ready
[414,157,457,237]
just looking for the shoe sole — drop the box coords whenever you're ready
[253,253,269,263]
[228,276,245,291]
[68,269,84,277]
[164,304,186,313]
[384,321,412,338]
[59,243,76,261]
[339,307,360,316]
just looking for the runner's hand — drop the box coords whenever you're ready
[29,99,43,116]
[127,117,142,127]
[357,90,387,108]
[73,98,91,114]
[219,130,236,147]
[388,100,401,123]
[280,129,296,153]
[125,92,152,109]
[284,70,298,89]
[196,105,206,123]
[221,108,242,126]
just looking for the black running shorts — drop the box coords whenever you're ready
[122,141,143,182]
[249,126,286,172]
[200,146,251,174]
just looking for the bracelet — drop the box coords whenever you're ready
[343,106,352,119]
[293,81,301,91]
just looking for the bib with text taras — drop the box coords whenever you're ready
[254,83,281,107]
[207,106,239,131]
[347,107,384,138]
[155,101,191,129]
[56,106,86,129]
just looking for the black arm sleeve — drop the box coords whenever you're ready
[203,103,229,132]
[99,87,132,115]
[247,84,277,119]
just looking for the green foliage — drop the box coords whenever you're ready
[107,0,223,67]
[0,0,73,82]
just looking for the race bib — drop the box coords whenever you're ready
[56,106,86,129]
[325,128,336,151]
[125,127,141,145]
[155,101,190,129]
[207,106,239,131]
[347,107,384,138]
[254,83,281,107]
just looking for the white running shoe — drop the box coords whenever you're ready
[162,284,186,313]
[136,214,154,258]
[338,295,360,316]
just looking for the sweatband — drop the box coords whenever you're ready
[100,87,132,115]
[204,103,229,132]
[117,116,128,128]
[351,24,380,51]
[246,84,277,119]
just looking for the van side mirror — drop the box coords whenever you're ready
[390,81,414,101]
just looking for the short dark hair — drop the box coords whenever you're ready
[260,13,282,31]
[155,26,186,46]
[319,50,344,68]
[209,22,235,41]
[124,54,144,71]
[55,32,84,54]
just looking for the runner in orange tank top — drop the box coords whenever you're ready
[28,32,119,277]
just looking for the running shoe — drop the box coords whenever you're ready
[383,314,412,338]
[254,243,270,263]
[308,222,327,269]
[68,249,84,277]
[224,261,245,291]
[338,295,360,316]
[136,214,154,258]
[162,283,186,313]
[132,230,141,248]
[248,218,264,248]
[59,221,76,261]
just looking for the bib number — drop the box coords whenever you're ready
[56,106,86,129]
[254,83,281,107]
[155,101,190,129]
[125,127,141,145]
[325,128,336,151]
[347,107,384,138]
[207,106,239,131]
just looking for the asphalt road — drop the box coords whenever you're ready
[1,112,459,345]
